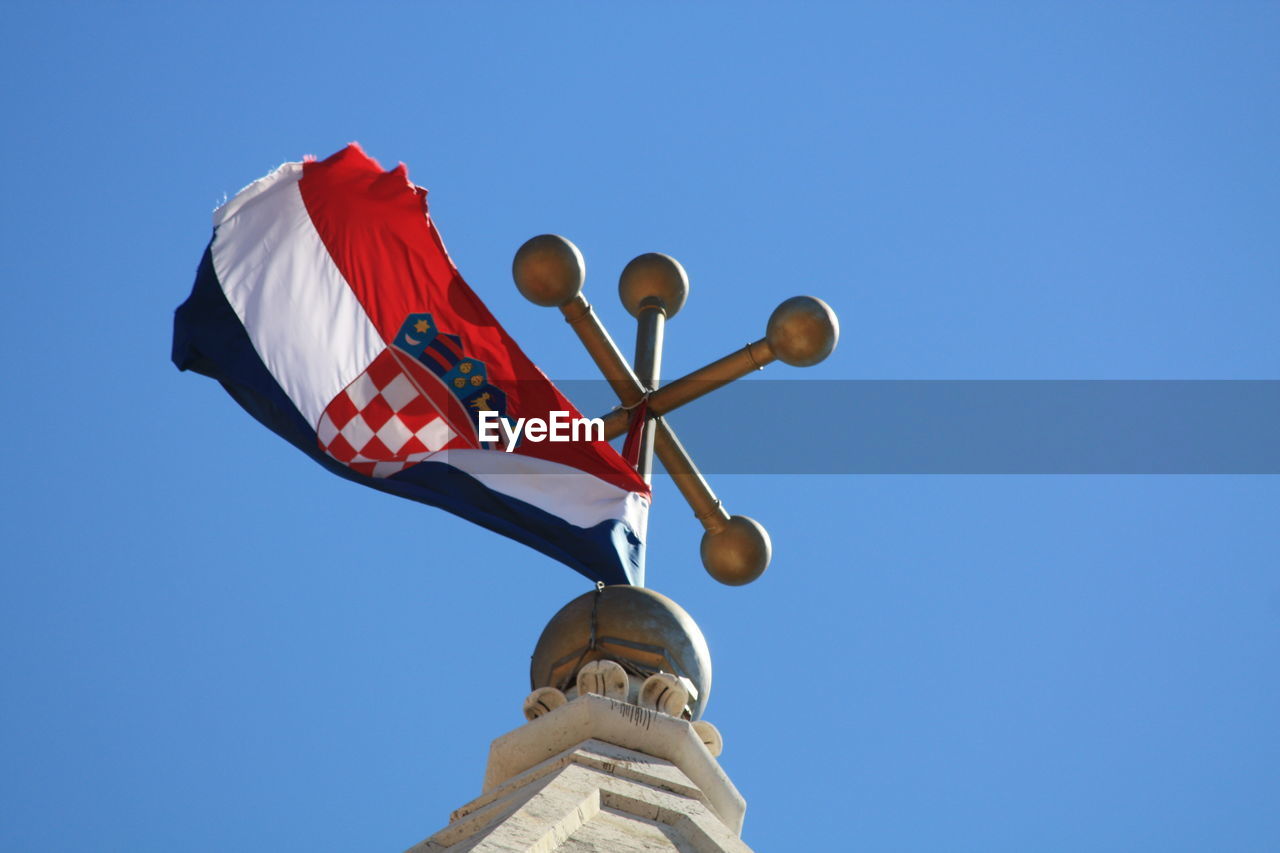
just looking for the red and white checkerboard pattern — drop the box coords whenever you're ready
[317,350,466,478]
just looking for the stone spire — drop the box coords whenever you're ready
[406,586,753,852]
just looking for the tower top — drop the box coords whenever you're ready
[408,584,748,850]
[530,585,713,720]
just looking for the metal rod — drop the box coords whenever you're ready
[631,299,665,483]
[653,418,730,534]
[558,291,727,531]
[558,294,647,405]
[598,337,776,440]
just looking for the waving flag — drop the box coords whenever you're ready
[173,144,649,585]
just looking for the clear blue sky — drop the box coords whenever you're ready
[2,3,1278,850]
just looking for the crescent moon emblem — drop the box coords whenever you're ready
[403,333,421,346]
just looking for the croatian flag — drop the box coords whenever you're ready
[173,144,649,585]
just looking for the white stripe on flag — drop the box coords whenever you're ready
[210,162,384,428]
[438,449,649,534]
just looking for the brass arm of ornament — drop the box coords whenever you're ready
[512,234,839,587]
[596,293,838,441]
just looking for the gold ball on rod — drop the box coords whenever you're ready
[618,252,689,318]
[701,515,772,586]
[765,295,839,367]
[512,234,585,307]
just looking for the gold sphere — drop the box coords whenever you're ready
[512,234,585,307]
[701,515,771,586]
[765,295,839,367]
[530,585,713,719]
[618,252,689,318]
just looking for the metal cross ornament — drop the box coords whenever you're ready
[512,235,839,586]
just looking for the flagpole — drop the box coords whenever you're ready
[619,253,687,485]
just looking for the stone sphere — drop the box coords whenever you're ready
[765,295,839,366]
[512,234,585,307]
[618,252,689,318]
[701,515,771,586]
[530,585,713,719]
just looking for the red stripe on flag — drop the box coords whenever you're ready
[297,144,649,497]
[435,335,463,358]
[421,345,453,372]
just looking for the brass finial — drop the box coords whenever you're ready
[701,515,772,586]
[513,235,838,586]
[512,234,585,307]
[618,252,689,318]
[765,295,840,366]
